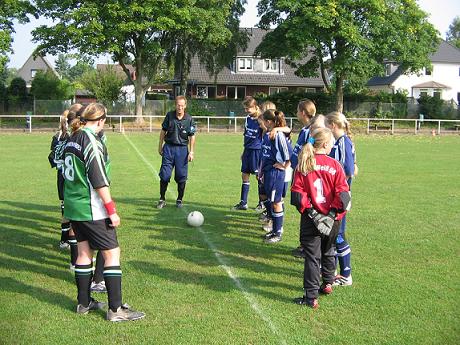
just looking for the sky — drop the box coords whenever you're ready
[7,0,460,69]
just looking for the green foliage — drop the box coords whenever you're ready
[7,76,28,106]
[417,95,458,120]
[257,0,439,111]
[79,66,125,107]
[30,70,74,100]
[446,16,460,49]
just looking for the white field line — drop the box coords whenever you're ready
[122,133,287,345]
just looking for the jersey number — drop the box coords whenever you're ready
[64,156,74,181]
[313,178,326,204]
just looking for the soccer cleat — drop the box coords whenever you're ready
[90,281,107,293]
[156,200,166,209]
[232,202,248,210]
[264,234,281,244]
[176,200,183,208]
[59,241,70,250]
[254,203,266,214]
[293,296,319,309]
[332,274,353,286]
[76,299,106,314]
[107,303,145,322]
[258,211,269,222]
[319,283,333,295]
[292,246,306,258]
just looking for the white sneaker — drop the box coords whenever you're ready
[332,274,353,286]
[262,220,272,233]
[90,281,107,293]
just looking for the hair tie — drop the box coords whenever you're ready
[308,137,315,145]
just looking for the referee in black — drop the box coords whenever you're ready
[157,96,196,209]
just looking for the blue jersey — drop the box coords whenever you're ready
[261,132,292,172]
[330,135,355,178]
[290,126,310,170]
[243,115,263,149]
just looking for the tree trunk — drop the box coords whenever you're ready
[134,78,144,124]
[335,74,345,113]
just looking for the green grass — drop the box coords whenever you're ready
[0,132,459,345]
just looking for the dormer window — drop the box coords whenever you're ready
[238,58,253,71]
[264,59,279,72]
[31,69,38,78]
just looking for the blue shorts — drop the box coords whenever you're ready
[159,144,189,183]
[241,148,261,174]
[263,168,286,203]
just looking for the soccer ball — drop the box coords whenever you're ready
[187,211,204,227]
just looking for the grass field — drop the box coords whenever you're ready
[0,132,459,345]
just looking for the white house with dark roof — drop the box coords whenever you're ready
[367,40,460,104]
[17,54,59,88]
[172,28,327,99]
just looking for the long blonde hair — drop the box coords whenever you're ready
[260,101,276,112]
[326,111,353,140]
[71,103,106,133]
[297,127,333,174]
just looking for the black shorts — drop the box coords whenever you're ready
[72,219,119,250]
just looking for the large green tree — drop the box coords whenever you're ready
[30,70,74,100]
[33,0,237,121]
[257,0,439,112]
[55,53,95,82]
[446,16,460,49]
[0,1,35,74]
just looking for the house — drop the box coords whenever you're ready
[17,54,59,88]
[171,28,327,99]
[367,40,460,104]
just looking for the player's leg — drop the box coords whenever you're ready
[174,146,189,208]
[57,171,70,249]
[265,170,285,243]
[334,216,352,286]
[234,149,250,210]
[90,250,106,293]
[158,144,174,208]
[294,215,321,308]
[68,226,78,270]
[320,220,341,294]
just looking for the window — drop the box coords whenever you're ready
[297,87,316,93]
[196,85,216,99]
[31,69,38,78]
[433,89,442,99]
[269,87,288,95]
[238,58,253,71]
[384,63,391,77]
[420,89,428,97]
[227,86,246,99]
[264,59,279,72]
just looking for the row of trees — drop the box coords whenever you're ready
[3,1,459,119]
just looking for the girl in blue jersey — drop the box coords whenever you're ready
[326,111,356,286]
[290,99,317,171]
[260,109,293,243]
[233,96,265,210]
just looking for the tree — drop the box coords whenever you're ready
[7,77,28,107]
[0,1,35,74]
[79,66,125,108]
[257,0,439,112]
[446,16,460,49]
[55,54,95,82]
[30,70,74,100]
[33,0,238,122]
[54,54,71,79]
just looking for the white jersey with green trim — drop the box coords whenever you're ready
[63,128,111,221]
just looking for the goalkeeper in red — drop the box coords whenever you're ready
[290,127,350,309]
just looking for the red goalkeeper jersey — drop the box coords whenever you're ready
[291,154,349,220]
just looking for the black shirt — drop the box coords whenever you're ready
[161,111,196,146]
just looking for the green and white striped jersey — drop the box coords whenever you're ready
[63,128,111,221]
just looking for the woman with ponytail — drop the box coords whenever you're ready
[291,127,350,309]
[259,109,293,243]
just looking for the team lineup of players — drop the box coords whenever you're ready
[50,95,356,315]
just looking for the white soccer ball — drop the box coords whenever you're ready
[187,211,204,227]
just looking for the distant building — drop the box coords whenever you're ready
[171,28,327,99]
[17,54,59,88]
[367,40,460,105]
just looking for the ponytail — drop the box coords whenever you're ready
[58,110,69,139]
[297,127,333,174]
[326,111,353,140]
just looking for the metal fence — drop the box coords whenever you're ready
[1,114,459,135]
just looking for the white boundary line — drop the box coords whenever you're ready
[122,133,287,345]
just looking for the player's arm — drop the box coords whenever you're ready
[158,130,166,155]
[332,165,351,215]
[188,135,195,161]
[343,139,355,179]
[290,171,312,213]
[96,186,120,228]
[269,126,291,140]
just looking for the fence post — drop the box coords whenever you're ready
[414,120,417,134]
[438,121,441,135]
[391,119,394,135]
[367,119,370,134]
[234,117,237,133]
[290,118,293,129]
[207,117,210,133]
[149,116,152,133]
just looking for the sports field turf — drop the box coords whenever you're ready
[0,132,459,345]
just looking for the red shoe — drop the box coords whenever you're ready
[319,283,333,295]
[293,296,319,309]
